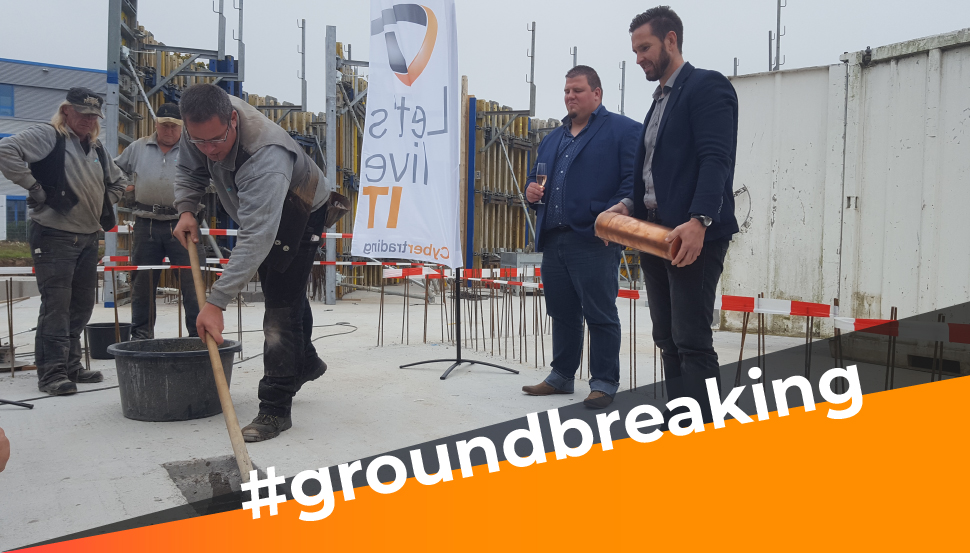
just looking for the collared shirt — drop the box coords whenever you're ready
[0,124,128,234]
[114,133,182,220]
[623,62,685,213]
[543,104,605,229]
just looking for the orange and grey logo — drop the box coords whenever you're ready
[371,4,438,86]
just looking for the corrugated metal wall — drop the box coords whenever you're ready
[722,29,970,335]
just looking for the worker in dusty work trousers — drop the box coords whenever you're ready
[173,84,348,443]
[114,103,204,339]
[0,87,128,395]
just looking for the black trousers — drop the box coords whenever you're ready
[130,216,203,339]
[640,239,730,422]
[28,222,100,387]
[255,208,327,418]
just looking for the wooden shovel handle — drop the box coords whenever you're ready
[187,244,254,483]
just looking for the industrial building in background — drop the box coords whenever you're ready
[0,59,108,241]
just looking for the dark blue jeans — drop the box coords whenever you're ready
[255,208,327,418]
[130,217,203,339]
[541,229,622,396]
[640,238,731,422]
[28,222,100,387]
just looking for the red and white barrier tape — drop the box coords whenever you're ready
[104,226,352,239]
[715,296,838,318]
[833,317,970,345]
[382,267,447,279]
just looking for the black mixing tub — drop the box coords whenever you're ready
[107,338,242,422]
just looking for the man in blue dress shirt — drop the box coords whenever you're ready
[521,66,641,409]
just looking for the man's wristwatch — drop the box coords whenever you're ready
[691,214,712,227]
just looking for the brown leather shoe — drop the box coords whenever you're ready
[583,391,614,409]
[522,381,571,396]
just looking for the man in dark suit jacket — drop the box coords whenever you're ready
[613,6,739,424]
[521,65,642,409]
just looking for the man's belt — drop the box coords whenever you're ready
[135,202,178,216]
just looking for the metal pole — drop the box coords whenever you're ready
[215,0,227,60]
[298,19,307,112]
[104,0,122,307]
[177,269,183,337]
[768,31,774,72]
[733,57,739,77]
[7,280,14,378]
[234,0,245,82]
[527,22,537,116]
[774,0,785,71]
[619,61,626,115]
[324,26,338,305]
[570,47,578,67]
[237,292,243,360]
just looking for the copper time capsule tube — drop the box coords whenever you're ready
[594,212,681,261]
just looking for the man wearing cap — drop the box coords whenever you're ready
[173,84,347,442]
[115,103,204,339]
[0,87,128,395]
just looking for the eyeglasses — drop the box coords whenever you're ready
[187,124,231,146]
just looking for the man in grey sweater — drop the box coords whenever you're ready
[173,84,333,442]
[115,103,203,339]
[0,87,128,395]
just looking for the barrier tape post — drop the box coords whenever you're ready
[7,279,14,378]
[177,271,183,338]
[443,278,451,343]
[237,293,243,361]
[628,286,633,389]
[113,281,121,344]
[148,269,155,337]
[83,327,91,372]
[757,292,766,384]
[833,298,844,393]
[472,280,479,351]
[804,313,815,380]
[630,282,640,390]
[533,284,539,368]
[579,323,586,381]
[129,269,135,337]
[423,278,429,344]
[490,283,496,356]
[538,284,546,367]
[438,277,445,343]
[885,306,899,391]
[931,314,945,383]
[401,277,408,345]
[479,280,487,352]
[378,278,385,347]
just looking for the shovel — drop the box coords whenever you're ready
[187,243,254,483]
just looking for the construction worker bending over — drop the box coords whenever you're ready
[173,84,347,443]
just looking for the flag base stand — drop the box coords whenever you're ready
[400,268,519,380]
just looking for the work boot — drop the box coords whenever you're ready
[583,391,614,409]
[522,381,571,396]
[242,413,292,443]
[295,357,327,393]
[68,369,104,384]
[38,378,78,396]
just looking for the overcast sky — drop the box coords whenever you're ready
[2,1,968,122]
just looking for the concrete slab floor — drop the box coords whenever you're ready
[0,287,806,549]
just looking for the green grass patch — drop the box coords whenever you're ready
[0,241,32,260]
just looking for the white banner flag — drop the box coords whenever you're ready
[351,0,463,269]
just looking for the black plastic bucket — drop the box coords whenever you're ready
[107,338,242,422]
[86,322,133,359]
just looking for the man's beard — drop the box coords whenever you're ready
[646,45,671,82]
